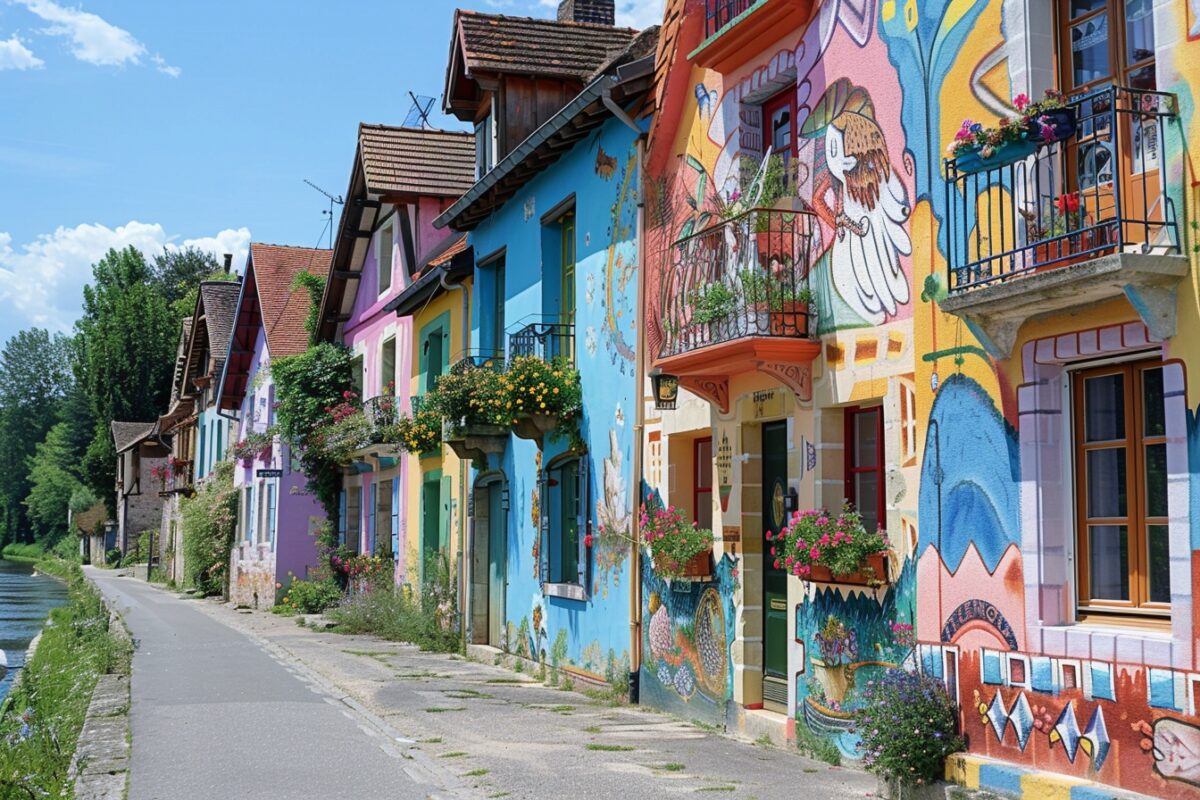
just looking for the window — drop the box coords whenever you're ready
[198,424,207,479]
[380,336,396,397]
[899,378,918,467]
[845,406,884,534]
[1058,0,1155,95]
[350,354,364,400]
[242,487,252,542]
[475,112,495,178]
[561,212,576,326]
[248,483,258,544]
[377,478,393,559]
[1073,360,1169,616]
[762,88,797,183]
[541,456,589,589]
[481,255,506,355]
[421,323,447,394]
[378,223,394,296]
[346,485,362,554]
[265,481,277,547]
[694,437,713,531]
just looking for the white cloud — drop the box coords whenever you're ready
[0,34,43,70]
[0,221,251,338]
[15,0,179,74]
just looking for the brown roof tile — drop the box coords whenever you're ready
[359,125,475,198]
[456,11,637,81]
[249,244,331,358]
[111,421,156,453]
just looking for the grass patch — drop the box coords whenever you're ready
[583,725,602,733]
[581,686,626,707]
[696,787,736,793]
[585,743,635,752]
[802,768,819,773]
[424,707,466,713]
[443,688,492,699]
[395,670,439,680]
[439,751,468,758]
[1,541,47,563]
[754,733,773,747]
[484,677,525,684]
[689,719,720,732]
[794,718,841,766]
[0,559,131,798]
[464,768,489,777]
[422,737,443,744]
[548,704,574,714]
[328,554,458,652]
[657,763,686,772]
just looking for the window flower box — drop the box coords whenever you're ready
[769,504,891,586]
[804,551,889,586]
[444,422,508,462]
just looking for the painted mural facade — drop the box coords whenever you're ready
[462,113,641,684]
[641,0,1200,795]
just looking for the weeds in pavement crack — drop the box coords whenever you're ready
[585,743,635,752]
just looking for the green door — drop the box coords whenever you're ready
[422,473,442,576]
[762,421,789,712]
[487,481,507,647]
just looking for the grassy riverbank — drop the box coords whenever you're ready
[1,542,46,563]
[0,560,130,798]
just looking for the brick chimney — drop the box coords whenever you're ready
[557,0,615,25]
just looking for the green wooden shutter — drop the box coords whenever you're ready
[576,456,589,588]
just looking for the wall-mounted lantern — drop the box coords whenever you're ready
[783,486,799,514]
[650,370,679,410]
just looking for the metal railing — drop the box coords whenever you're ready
[364,395,402,428]
[509,321,574,364]
[160,459,194,495]
[658,207,816,359]
[450,350,505,374]
[945,85,1179,293]
[703,0,756,38]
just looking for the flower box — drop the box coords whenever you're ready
[804,551,889,586]
[512,412,558,442]
[1033,224,1113,270]
[1027,106,1076,144]
[444,423,508,462]
[652,549,711,580]
[953,138,1036,175]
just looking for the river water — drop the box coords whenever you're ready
[0,558,69,702]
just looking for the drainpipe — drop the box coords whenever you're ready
[439,267,470,648]
[602,82,647,689]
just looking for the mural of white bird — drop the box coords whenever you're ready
[803,79,912,326]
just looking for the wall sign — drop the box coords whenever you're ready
[256,468,283,478]
[940,599,1019,651]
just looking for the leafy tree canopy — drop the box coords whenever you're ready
[24,423,84,543]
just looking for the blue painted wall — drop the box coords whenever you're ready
[467,116,641,679]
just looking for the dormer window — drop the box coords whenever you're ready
[475,110,495,179]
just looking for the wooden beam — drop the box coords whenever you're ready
[343,228,373,239]
[333,270,362,280]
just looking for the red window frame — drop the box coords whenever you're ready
[844,406,885,530]
[694,436,713,528]
[762,88,798,160]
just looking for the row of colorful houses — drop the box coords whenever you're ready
[110,0,1200,796]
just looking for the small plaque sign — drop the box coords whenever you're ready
[256,468,283,478]
[721,526,741,543]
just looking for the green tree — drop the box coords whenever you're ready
[0,328,74,544]
[75,247,177,504]
[150,246,221,312]
[24,423,85,543]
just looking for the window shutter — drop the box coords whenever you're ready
[337,490,347,546]
[538,467,550,585]
[368,483,377,556]
[576,457,590,588]
[391,478,400,560]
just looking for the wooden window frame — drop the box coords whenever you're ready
[693,436,713,528]
[1072,359,1170,620]
[844,405,885,532]
[1055,0,1155,97]
[761,88,798,160]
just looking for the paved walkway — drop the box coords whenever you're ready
[89,567,877,799]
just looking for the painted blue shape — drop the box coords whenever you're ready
[978,763,1025,796]
[1071,787,1123,800]
[918,375,1020,573]
[1089,662,1115,701]
[1053,702,1082,763]
[1148,668,1180,710]
[1082,705,1111,770]
[982,650,1003,685]
[986,690,1008,742]
[1031,657,1055,693]
[1007,692,1034,750]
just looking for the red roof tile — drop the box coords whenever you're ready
[249,244,332,358]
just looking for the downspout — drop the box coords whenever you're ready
[439,267,470,648]
[603,80,647,689]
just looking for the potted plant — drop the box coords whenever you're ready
[768,504,891,585]
[947,89,1075,175]
[1017,89,1075,144]
[811,614,858,706]
[854,669,965,799]
[425,367,510,461]
[380,407,443,455]
[640,499,714,580]
[231,430,273,467]
[1022,191,1114,269]
[505,355,582,448]
[689,280,737,340]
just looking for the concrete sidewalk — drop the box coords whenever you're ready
[175,586,876,799]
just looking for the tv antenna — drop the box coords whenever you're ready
[303,179,344,249]
[403,92,436,129]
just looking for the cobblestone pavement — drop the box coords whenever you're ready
[92,568,878,800]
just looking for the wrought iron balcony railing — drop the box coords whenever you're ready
[509,321,574,364]
[944,85,1180,294]
[658,207,816,360]
[450,350,505,374]
[704,0,756,38]
[159,460,194,495]
[363,395,402,428]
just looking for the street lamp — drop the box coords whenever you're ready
[650,370,679,410]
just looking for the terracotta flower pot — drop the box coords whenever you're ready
[1033,224,1113,271]
[652,549,712,580]
[804,552,889,585]
[769,301,808,336]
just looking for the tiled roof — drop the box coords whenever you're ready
[359,125,475,198]
[456,11,638,81]
[249,244,331,358]
[111,421,155,453]
[199,281,240,359]
[73,501,107,536]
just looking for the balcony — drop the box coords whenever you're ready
[690,0,814,72]
[509,320,574,364]
[450,350,505,374]
[158,459,194,496]
[656,207,819,412]
[940,85,1186,357]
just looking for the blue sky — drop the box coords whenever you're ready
[0,0,662,342]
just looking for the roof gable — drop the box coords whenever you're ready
[111,421,156,453]
[359,125,475,199]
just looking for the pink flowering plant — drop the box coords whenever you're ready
[947,89,1070,160]
[640,498,714,580]
[889,621,916,650]
[768,504,888,580]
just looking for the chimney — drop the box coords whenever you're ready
[223,253,232,272]
[557,0,615,25]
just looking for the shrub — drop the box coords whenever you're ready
[276,578,342,615]
[180,460,238,596]
[329,551,459,652]
[853,668,965,789]
[425,366,510,430]
[769,504,888,580]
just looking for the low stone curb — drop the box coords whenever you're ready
[72,603,133,800]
